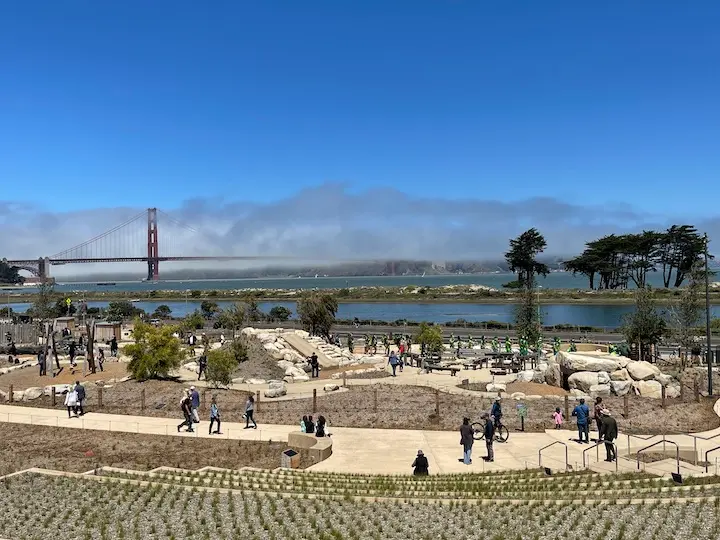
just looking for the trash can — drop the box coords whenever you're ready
[281,449,301,469]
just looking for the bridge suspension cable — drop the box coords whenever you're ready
[50,210,147,259]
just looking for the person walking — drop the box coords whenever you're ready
[68,340,77,367]
[412,450,429,476]
[38,350,47,376]
[97,348,105,372]
[572,398,590,443]
[593,397,604,436]
[74,381,86,416]
[209,396,221,435]
[482,413,495,462]
[178,391,194,433]
[309,353,319,378]
[244,395,257,429]
[552,407,564,429]
[64,386,78,418]
[110,336,118,357]
[198,355,207,381]
[459,417,474,465]
[388,352,400,376]
[190,386,200,424]
[599,409,618,462]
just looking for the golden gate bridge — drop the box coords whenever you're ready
[3,207,325,281]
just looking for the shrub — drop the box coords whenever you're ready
[124,320,186,381]
[205,348,237,388]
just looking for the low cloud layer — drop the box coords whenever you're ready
[1,184,717,277]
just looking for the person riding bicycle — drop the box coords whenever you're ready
[491,398,503,429]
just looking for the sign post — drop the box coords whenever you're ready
[517,403,528,432]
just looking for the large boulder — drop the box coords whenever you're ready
[324,383,340,392]
[655,373,675,387]
[633,380,662,398]
[589,384,611,397]
[510,392,526,400]
[545,363,562,387]
[517,370,535,383]
[245,378,267,385]
[567,372,599,393]
[487,383,507,393]
[610,380,633,396]
[665,384,681,399]
[610,368,630,381]
[597,371,610,385]
[268,380,286,390]
[558,351,620,373]
[264,387,287,398]
[23,387,43,400]
[626,361,661,381]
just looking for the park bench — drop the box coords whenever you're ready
[425,364,460,376]
[462,357,488,370]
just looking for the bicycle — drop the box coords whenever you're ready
[471,418,509,443]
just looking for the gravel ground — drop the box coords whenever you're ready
[1,473,718,540]
[10,379,720,434]
[0,423,308,476]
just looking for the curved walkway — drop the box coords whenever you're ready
[2,402,720,478]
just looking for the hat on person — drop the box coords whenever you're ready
[601,409,611,416]
[190,386,195,390]
[417,449,424,456]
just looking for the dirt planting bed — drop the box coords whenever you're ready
[11,379,720,435]
[0,423,308,476]
[0,360,129,391]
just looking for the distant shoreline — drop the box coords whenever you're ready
[4,285,720,306]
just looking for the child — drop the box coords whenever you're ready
[553,407,564,429]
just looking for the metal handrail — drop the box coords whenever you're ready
[625,433,663,457]
[689,432,720,466]
[538,441,569,471]
[704,445,720,473]
[636,440,680,476]
[583,441,618,472]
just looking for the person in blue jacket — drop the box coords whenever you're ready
[572,398,590,443]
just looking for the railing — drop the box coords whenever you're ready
[625,433,663,457]
[636,440,680,476]
[583,441,618,472]
[704,445,720,474]
[538,441,568,471]
[689,432,720,466]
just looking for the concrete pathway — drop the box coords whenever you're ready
[3,402,720,477]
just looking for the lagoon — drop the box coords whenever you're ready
[7,300,720,329]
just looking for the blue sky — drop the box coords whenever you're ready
[1,1,720,249]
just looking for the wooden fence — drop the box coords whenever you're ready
[0,323,39,345]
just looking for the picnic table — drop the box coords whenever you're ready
[425,363,461,376]
[486,352,523,374]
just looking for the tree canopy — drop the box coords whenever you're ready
[297,293,337,338]
[620,287,668,361]
[563,226,708,289]
[415,322,443,355]
[124,320,186,381]
[504,228,549,289]
[268,306,292,322]
[0,262,23,285]
[152,305,173,319]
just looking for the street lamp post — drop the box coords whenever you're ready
[705,233,713,396]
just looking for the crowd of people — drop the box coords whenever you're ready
[411,395,619,475]
[177,387,257,434]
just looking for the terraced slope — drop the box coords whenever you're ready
[3,467,720,539]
